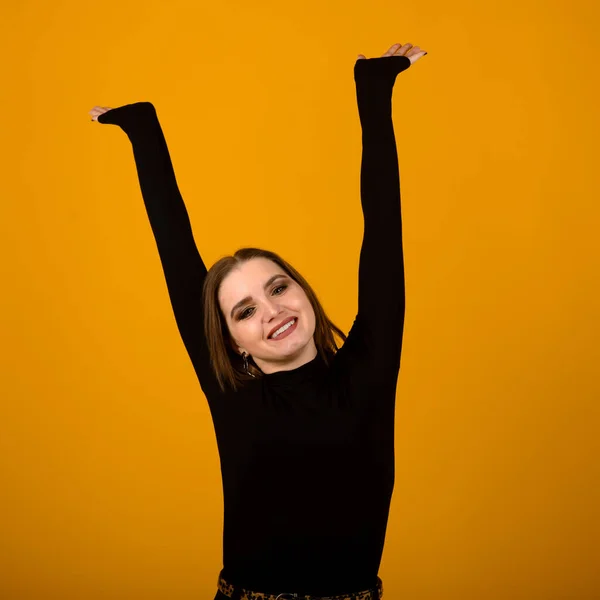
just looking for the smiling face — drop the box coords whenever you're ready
[218,257,317,374]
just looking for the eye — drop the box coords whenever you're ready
[272,284,288,295]
[238,307,255,320]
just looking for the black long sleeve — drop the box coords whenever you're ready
[98,103,222,402]
[96,55,411,597]
[332,55,409,388]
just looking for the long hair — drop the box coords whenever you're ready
[202,247,347,393]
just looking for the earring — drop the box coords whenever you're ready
[242,352,256,378]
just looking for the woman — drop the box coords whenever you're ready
[90,41,427,600]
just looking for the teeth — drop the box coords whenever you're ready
[271,319,296,338]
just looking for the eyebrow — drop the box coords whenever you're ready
[229,274,289,319]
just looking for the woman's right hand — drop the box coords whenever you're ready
[89,106,113,121]
[357,43,427,64]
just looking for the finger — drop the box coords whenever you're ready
[90,106,111,121]
[405,45,421,57]
[408,50,428,64]
[357,54,366,60]
[89,107,106,121]
[394,43,413,56]
[383,43,403,57]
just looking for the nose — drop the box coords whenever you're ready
[263,298,282,320]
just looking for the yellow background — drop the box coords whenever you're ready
[1,0,599,598]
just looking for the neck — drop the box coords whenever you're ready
[254,340,319,375]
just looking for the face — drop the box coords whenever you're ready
[218,258,317,373]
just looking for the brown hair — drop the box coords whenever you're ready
[202,247,347,393]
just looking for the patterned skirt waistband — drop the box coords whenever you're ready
[217,572,383,600]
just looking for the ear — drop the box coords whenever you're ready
[232,340,245,356]
[225,332,241,355]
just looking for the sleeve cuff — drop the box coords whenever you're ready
[353,55,411,83]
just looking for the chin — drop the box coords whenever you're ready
[281,337,315,359]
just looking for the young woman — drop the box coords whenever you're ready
[90,41,427,600]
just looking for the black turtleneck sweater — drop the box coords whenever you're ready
[97,55,410,597]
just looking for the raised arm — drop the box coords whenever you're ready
[92,102,222,400]
[338,44,426,381]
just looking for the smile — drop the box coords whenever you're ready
[268,318,298,340]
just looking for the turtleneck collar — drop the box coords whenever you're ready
[260,351,328,388]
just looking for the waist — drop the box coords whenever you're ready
[217,571,383,600]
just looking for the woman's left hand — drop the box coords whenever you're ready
[357,43,427,64]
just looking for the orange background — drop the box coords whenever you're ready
[1,0,599,598]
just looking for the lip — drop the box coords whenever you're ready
[267,317,296,339]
